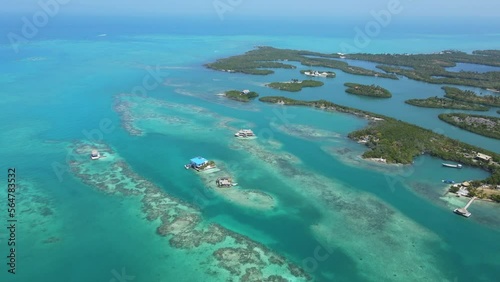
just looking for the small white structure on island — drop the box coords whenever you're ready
[304,71,329,78]
[234,129,256,138]
[476,153,492,162]
[456,187,469,197]
[216,177,237,188]
[241,89,251,95]
[90,149,101,160]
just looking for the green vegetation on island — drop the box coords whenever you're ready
[259,96,500,186]
[300,69,336,78]
[206,46,396,79]
[405,97,489,111]
[344,83,392,98]
[345,50,500,91]
[439,113,500,140]
[448,183,500,203]
[488,193,500,203]
[199,160,216,170]
[266,80,324,92]
[207,47,500,90]
[442,87,500,107]
[224,90,259,102]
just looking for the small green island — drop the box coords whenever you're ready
[266,79,324,92]
[439,113,500,140]
[259,96,500,189]
[223,90,259,102]
[300,69,336,78]
[405,97,489,111]
[344,83,392,98]
[443,86,500,107]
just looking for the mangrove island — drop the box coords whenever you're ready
[224,90,259,102]
[442,86,500,107]
[405,97,489,111]
[345,50,500,91]
[266,79,324,92]
[206,47,500,91]
[439,113,500,140]
[259,96,500,188]
[344,83,392,98]
[205,46,396,79]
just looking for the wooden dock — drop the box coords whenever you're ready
[464,197,477,210]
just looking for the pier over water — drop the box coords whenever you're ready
[454,197,477,218]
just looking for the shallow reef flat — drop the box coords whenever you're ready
[113,92,450,281]
[114,93,239,138]
[114,94,279,211]
[270,122,343,141]
[195,161,277,211]
[174,88,262,112]
[320,145,406,174]
[317,180,449,281]
[67,140,310,281]
[15,181,61,246]
[229,138,450,281]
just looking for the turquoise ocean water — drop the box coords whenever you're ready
[0,18,499,282]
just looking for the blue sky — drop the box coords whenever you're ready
[5,0,500,20]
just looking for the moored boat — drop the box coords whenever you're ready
[442,163,462,169]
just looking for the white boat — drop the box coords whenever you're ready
[442,163,462,169]
[234,129,255,138]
